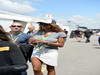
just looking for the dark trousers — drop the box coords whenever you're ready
[21,71,27,75]
[98,37,100,45]
[85,36,90,43]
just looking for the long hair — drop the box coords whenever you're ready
[49,24,63,32]
[0,25,10,41]
[38,22,63,33]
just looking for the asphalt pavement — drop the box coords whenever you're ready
[27,35,100,75]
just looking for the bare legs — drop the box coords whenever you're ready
[47,65,56,75]
[31,57,43,75]
[31,57,56,75]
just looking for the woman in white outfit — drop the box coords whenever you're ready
[29,22,66,75]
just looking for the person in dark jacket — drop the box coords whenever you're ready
[0,25,28,75]
[84,29,93,43]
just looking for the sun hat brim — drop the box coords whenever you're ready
[37,22,50,25]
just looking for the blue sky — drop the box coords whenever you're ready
[0,0,100,28]
[30,0,100,18]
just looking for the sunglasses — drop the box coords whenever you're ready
[11,25,22,28]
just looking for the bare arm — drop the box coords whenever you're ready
[29,37,65,47]
[36,37,65,47]
[44,37,65,47]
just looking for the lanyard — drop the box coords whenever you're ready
[10,33,22,43]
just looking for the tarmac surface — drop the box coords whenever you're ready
[27,35,100,75]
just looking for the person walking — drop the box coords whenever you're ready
[63,29,68,41]
[29,22,66,75]
[0,25,27,75]
[96,31,100,45]
[74,29,82,42]
[84,29,93,43]
[9,20,32,75]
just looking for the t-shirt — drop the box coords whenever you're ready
[10,32,31,45]
[33,32,66,50]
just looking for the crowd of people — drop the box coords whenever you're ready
[1,19,100,75]
[70,28,94,43]
[0,20,67,75]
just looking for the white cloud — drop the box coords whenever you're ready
[0,0,37,14]
[69,15,100,25]
[57,15,100,29]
